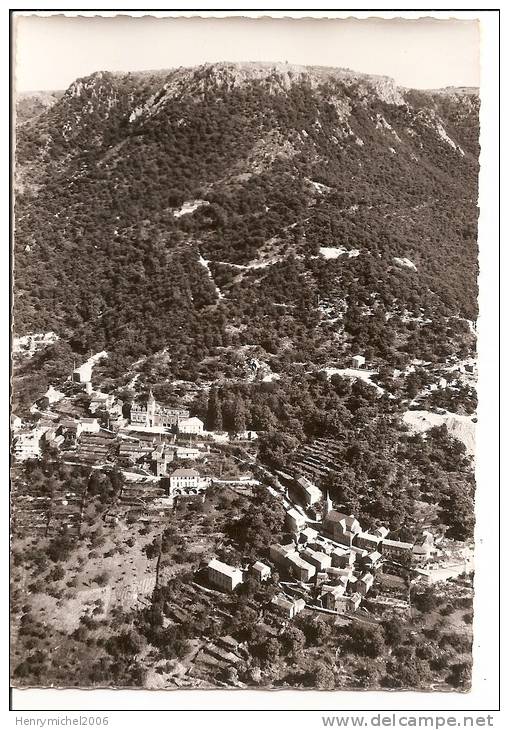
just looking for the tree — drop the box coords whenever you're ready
[383,618,405,647]
[281,625,306,656]
[347,623,385,658]
[306,661,335,689]
[447,661,472,689]
[232,395,247,434]
[257,637,280,666]
[206,386,223,431]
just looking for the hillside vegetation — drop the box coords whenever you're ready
[14,63,478,400]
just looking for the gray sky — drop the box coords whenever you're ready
[14,14,480,93]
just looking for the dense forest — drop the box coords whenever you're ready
[14,63,479,408]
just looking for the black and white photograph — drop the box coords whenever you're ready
[9,9,498,706]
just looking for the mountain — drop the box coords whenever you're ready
[15,90,63,124]
[13,62,479,409]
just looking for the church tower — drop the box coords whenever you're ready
[324,490,333,518]
[147,389,156,427]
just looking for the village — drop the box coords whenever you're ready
[11,350,473,638]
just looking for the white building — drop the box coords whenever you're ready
[76,418,100,437]
[301,547,332,572]
[44,385,65,405]
[207,558,243,592]
[269,543,298,567]
[178,416,204,435]
[13,429,47,460]
[294,475,322,506]
[286,507,307,533]
[380,538,414,559]
[286,553,316,582]
[351,354,366,368]
[354,572,374,596]
[89,392,115,414]
[169,468,201,492]
[271,594,306,619]
[130,390,189,428]
[251,561,271,582]
[175,445,202,460]
[73,362,93,383]
[237,430,258,441]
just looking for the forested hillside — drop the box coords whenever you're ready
[13,62,479,405]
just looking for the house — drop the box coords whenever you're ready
[175,445,202,460]
[294,475,322,506]
[286,553,316,582]
[72,361,93,383]
[325,590,362,613]
[327,566,353,581]
[251,561,271,582]
[380,538,414,559]
[301,547,332,572]
[207,431,230,443]
[308,539,333,555]
[307,505,323,521]
[315,571,329,586]
[285,507,307,533]
[269,543,298,567]
[89,392,115,414]
[351,354,366,368]
[362,551,383,570]
[412,532,436,562]
[169,468,201,492]
[207,558,243,592]
[331,547,356,568]
[13,430,44,460]
[178,416,204,435]
[237,430,258,441]
[373,526,390,540]
[320,583,347,610]
[44,385,64,405]
[271,594,305,619]
[77,418,100,437]
[130,390,189,428]
[60,419,78,434]
[323,510,362,546]
[118,441,153,464]
[347,592,362,611]
[354,572,374,596]
[354,531,381,552]
[152,443,174,477]
[299,526,319,545]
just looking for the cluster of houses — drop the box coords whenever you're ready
[13,354,265,475]
[284,478,436,567]
[206,557,306,619]
[204,540,370,619]
[201,484,439,622]
[11,414,103,461]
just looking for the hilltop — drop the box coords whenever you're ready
[13,61,478,410]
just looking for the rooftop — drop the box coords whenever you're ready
[252,560,270,572]
[382,538,413,550]
[208,558,243,578]
[170,468,200,478]
[325,510,358,528]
